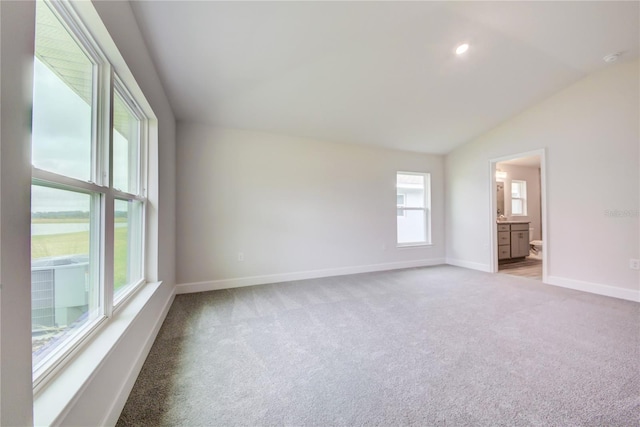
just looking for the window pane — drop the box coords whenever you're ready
[397,209,426,244]
[113,92,140,193]
[32,1,94,182]
[512,199,523,215]
[114,199,143,299]
[397,174,425,208]
[512,181,526,199]
[31,185,100,369]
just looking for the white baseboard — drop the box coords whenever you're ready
[176,258,446,294]
[545,275,640,303]
[445,258,492,273]
[101,286,176,426]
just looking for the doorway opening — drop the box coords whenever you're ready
[490,149,547,282]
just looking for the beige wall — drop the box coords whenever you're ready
[446,60,639,299]
[176,126,445,287]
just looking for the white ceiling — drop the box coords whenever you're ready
[130,1,639,154]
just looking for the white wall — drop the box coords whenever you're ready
[446,60,639,300]
[0,1,177,425]
[497,163,541,241]
[176,125,445,290]
[0,2,36,425]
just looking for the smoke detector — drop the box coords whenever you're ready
[603,52,622,63]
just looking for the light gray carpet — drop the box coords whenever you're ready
[117,265,639,426]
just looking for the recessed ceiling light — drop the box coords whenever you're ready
[603,52,622,63]
[455,43,469,55]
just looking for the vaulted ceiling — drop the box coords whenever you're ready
[130,1,639,154]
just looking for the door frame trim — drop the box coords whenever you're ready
[489,148,548,282]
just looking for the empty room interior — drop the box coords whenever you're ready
[1,1,639,426]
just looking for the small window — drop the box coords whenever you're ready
[396,172,431,246]
[511,180,527,215]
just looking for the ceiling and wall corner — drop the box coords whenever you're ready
[130,1,639,154]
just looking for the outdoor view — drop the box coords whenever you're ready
[31,1,142,371]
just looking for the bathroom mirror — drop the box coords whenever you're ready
[496,182,505,216]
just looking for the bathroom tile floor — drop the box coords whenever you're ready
[499,253,542,280]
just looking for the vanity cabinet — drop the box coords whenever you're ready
[497,222,530,260]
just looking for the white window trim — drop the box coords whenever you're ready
[396,171,432,247]
[31,0,155,392]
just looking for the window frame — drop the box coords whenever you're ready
[396,171,431,247]
[31,0,149,389]
[111,78,148,306]
[511,179,527,216]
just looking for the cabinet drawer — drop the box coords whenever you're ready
[498,246,511,260]
[498,232,510,245]
[497,224,510,232]
[511,223,529,231]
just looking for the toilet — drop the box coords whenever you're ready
[530,240,543,254]
[529,227,543,255]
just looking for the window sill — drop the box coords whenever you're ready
[33,280,163,426]
[397,243,433,248]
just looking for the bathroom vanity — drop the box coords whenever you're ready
[497,221,530,260]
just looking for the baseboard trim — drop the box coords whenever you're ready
[176,258,446,294]
[100,286,176,426]
[445,258,492,273]
[545,275,640,302]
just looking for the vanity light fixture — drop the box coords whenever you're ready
[455,43,469,55]
[496,170,507,180]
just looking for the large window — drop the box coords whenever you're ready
[31,0,148,384]
[511,180,527,216]
[396,172,431,246]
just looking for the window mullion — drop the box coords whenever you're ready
[102,65,115,318]
[32,168,106,194]
[103,191,115,318]
[112,189,145,201]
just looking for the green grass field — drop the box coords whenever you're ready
[32,227,130,291]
